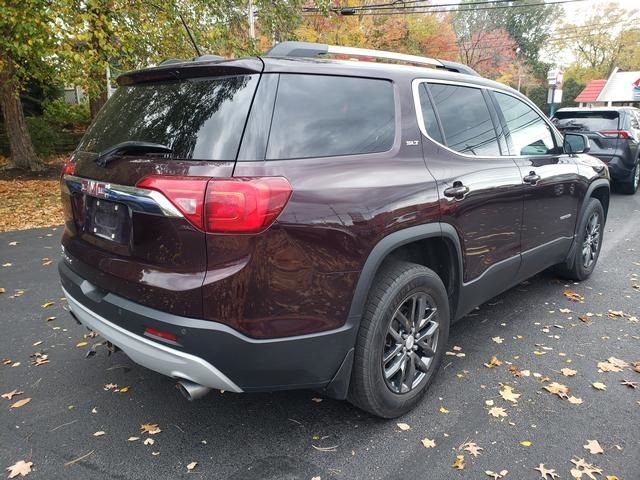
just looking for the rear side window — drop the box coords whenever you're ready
[552,111,620,132]
[428,84,501,156]
[417,84,444,144]
[265,75,395,160]
[493,92,555,156]
[78,75,259,160]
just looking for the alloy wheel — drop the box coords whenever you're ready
[382,292,439,394]
[582,212,601,269]
[634,163,639,191]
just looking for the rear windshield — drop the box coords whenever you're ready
[78,75,259,160]
[552,111,619,132]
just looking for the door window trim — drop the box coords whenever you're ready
[412,78,564,159]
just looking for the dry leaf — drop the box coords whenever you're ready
[118,386,130,393]
[592,382,607,391]
[561,368,577,377]
[143,438,155,446]
[499,387,520,403]
[559,308,572,313]
[492,336,504,344]
[564,289,584,302]
[10,398,31,409]
[571,458,603,480]
[2,390,23,400]
[607,357,629,368]
[421,438,436,449]
[451,455,465,470]
[45,316,56,322]
[535,464,560,479]
[5,460,33,478]
[620,379,639,389]
[439,406,449,414]
[488,406,507,418]
[520,441,532,447]
[186,462,197,471]
[76,342,88,348]
[461,442,482,457]
[93,431,106,437]
[103,383,117,391]
[41,301,55,308]
[127,437,140,442]
[486,470,508,479]
[140,423,161,435]
[583,440,603,454]
[568,396,584,405]
[397,423,410,431]
[484,355,503,368]
[544,382,570,399]
[598,361,622,372]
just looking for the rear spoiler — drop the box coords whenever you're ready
[117,58,264,86]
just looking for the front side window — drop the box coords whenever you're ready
[266,74,395,160]
[494,92,555,156]
[427,83,501,156]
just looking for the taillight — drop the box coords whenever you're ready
[136,176,210,230]
[599,130,631,139]
[135,176,292,234]
[60,161,75,182]
[144,327,177,343]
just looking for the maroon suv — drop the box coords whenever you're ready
[59,42,610,418]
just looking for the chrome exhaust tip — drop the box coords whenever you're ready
[177,380,211,401]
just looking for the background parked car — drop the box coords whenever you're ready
[552,107,640,194]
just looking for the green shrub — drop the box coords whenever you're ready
[42,98,90,129]
[25,117,58,156]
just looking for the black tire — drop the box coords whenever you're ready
[618,161,639,195]
[554,198,605,281]
[348,260,450,418]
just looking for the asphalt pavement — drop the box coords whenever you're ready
[1,191,639,480]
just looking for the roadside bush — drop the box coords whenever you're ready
[25,117,58,157]
[43,98,90,130]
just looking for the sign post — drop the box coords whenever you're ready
[547,69,563,116]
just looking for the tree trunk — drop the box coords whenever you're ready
[0,59,43,171]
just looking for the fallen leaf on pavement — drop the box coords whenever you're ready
[592,382,607,391]
[5,460,32,478]
[544,382,570,399]
[535,464,559,479]
[76,342,88,348]
[41,302,55,308]
[103,383,117,391]
[93,431,106,437]
[439,406,449,414]
[397,423,411,431]
[621,380,638,389]
[492,336,504,344]
[451,455,465,470]
[520,441,532,447]
[186,462,197,471]
[568,396,584,405]
[561,368,577,377]
[421,438,436,449]
[143,438,154,446]
[486,470,508,479]
[2,390,23,400]
[583,440,603,454]
[9,398,31,409]
[571,458,603,479]
[499,386,520,403]
[484,355,503,368]
[140,423,161,435]
[118,386,130,393]
[564,289,584,302]
[489,407,507,418]
[461,442,482,457]
[128,437,140,442]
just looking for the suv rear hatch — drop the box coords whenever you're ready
[61,59,263,317]
[553,110,622,161]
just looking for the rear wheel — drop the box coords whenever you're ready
[348,261,449,418]
[619,161,639,195]
[554,198,605,281]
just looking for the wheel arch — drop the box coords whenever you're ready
[346,223,464,330]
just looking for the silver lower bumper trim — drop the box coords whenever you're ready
[63,287,243,393]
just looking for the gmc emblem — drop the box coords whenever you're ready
[81,180,108,198]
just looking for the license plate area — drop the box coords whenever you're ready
[85,197,130,244]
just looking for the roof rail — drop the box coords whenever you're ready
[265,41,479,76]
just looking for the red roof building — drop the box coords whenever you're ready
[574,79,607,104]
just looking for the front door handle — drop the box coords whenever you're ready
[523,171,541,185]
[443,182,469,199]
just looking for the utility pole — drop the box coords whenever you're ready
[248,0,256,39]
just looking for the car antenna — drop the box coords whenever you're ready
[178,12,202,57]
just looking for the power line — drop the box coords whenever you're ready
[301,0,586,16]
[302,0,521,13]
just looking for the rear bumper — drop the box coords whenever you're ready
[59,261,356,395]
[591,152,635,181]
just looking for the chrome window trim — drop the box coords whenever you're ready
[412,78,565,160]
[63,174,183,218]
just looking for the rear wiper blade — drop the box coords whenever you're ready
[95,141,173,167]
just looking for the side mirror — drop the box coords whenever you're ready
[563,133,590,155]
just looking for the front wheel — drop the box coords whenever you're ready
[555,198,605,281]
[348,261,450,418]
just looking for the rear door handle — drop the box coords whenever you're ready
[443,182,469,199]
[523,171,541,185]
